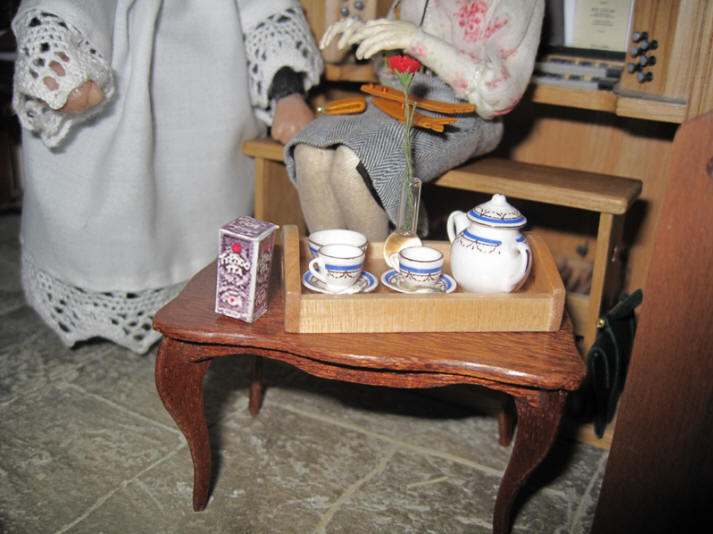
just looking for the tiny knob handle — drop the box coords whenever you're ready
[632,31,648,42]
[639,39,658,52]
[639,55,656,67]
[637,71,653,83]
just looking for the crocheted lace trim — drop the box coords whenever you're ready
[244,5,323,124]
[12,10,114,148]
[21,253,183,354]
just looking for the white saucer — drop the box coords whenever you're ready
[380,270,456,294]
[302,271,378,294]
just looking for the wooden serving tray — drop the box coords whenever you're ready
[281,225,565,333]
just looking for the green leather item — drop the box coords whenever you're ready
[586,289,643,438]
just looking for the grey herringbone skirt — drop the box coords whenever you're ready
[284,72,503,226]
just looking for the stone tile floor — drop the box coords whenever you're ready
[0,212,607,533]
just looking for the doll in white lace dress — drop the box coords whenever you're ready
[12,0,323,353]
[285,0,544,241]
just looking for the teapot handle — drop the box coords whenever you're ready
[508,238,532,290]
[446,211,468,243]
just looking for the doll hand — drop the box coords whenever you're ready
[351,19,418,60]
[58,80,104,113]
[42,59,103,113]
[271,93,315,145]
[320,17,366,51]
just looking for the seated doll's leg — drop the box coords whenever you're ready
[329,146,389,242]
[293,144,345,232]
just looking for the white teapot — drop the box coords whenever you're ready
[446,194,532,293]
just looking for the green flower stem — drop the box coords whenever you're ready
[396,71,418,234]
[402,106,418,233]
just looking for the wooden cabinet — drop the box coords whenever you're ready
[617,0,713,122]
[526,1,713,123]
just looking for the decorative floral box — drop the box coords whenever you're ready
[215,216,278,322]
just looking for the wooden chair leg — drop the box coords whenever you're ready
[584,212,625,350]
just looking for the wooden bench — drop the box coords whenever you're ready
[243,138,642,351]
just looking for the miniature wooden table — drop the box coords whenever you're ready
[153,246,586,534]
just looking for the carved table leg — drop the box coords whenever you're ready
[498,396,515,446]
[249,355,263,415]
[155,337,213,511]
[492,390,567,534]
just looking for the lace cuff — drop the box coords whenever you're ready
[243,6,323,124]
[12,10,114,148]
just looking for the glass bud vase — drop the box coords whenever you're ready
[383,176,423,262]
[396,176,422,237]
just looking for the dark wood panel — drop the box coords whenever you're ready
[592,112,713,533]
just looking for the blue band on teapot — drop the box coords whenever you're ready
[462,230,526,244]
[463,229,501,245]
[467,209,526,226]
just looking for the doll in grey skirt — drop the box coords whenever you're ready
[285,0,544,241]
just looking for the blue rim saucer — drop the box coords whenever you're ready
[380,270,456,294]
[302,271,378,294]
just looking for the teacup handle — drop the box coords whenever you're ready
[446,211,468,242]
[308,257,328,284]
[387,252,400,270]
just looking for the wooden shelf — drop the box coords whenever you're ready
[528,84,618,113]
[615,95,687,123]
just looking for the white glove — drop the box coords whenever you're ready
[349,19,419,60]
[319,17,366,51]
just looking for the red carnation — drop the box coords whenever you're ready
[389,55,421,75]
[387,55,420,187]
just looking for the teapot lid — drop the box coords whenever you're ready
[467,194,526,228]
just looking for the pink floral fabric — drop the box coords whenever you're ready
[396,0,544,119]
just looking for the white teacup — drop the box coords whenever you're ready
[308,229,367,257]
[308,244,365,291]
[388,246,444,290]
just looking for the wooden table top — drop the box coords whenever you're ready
[153,247,586,393]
